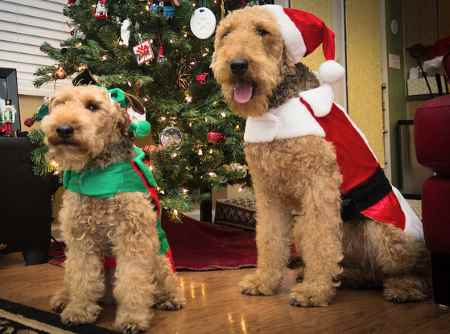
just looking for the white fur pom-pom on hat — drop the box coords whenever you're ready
[318,60,345,84]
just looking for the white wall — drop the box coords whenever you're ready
[0,0,70,96]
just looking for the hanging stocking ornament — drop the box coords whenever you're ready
[133,40,154,65]
[157,45,167,63]
[190,6,217,39]
[120,19,131,46]
[95,0,108,20]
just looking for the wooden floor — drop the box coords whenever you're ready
[0,259,449,334]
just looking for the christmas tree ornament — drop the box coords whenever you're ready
[95,0,108,20]
[55,66,66,79]
[195,72,209,85]
[163,3,175,17]
[157,45,167,63]
[24,103,49,127]
[67,0,77,6]
[133,40,154,65]
[120,19,131,46]
[150,1,164,15]
[160,126,182,149]
[0,100,16,137]
[207,131,225,143]
[190,7,217,39]
[176,64,190,89]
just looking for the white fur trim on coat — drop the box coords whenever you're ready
[299,84,334,117]
[263,5,306,64]
[244,97,325,143]
[392,187,424,240]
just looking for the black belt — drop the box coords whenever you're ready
[341,167,392,221]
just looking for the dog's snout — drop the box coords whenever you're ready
[56,124,74,139]
[230,58,249,75]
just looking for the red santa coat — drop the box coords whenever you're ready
[244,84,423,239]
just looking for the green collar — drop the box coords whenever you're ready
[63,147,157,198]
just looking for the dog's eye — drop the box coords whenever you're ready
[221,30,231,39]
[256,27,269,37]
[86,102,99,112]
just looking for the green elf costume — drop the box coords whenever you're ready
[63,88,175,271]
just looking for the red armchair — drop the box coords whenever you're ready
[415,95,450,308]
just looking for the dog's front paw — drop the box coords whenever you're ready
[153,294,185,311]
[50,290,69,313]
[60,302,101,325]
[115,309,153,334]
[289,281,335,307]
[239,273,278,296]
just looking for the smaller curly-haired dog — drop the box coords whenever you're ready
[212,5,430,307]
[41,86,184,333]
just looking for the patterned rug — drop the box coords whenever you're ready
[0,299,117,334]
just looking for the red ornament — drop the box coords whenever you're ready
[158,45,167,63]
[133,40,154,64]
[24,117,36,128]
[95,0,108,20]
[67,0,77,6]
[207,131,225,144]
[195,72,208,85]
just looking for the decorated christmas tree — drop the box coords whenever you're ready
[31,0,275,219]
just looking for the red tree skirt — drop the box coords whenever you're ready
[49,215,257,271]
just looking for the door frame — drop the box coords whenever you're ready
[380,0,392,180]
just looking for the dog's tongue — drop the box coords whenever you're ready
[233,82,253,104]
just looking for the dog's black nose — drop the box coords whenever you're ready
[230,58,249,75]
[56,124,74,139]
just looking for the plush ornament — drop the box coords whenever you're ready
[120,19,131,46]
[195,72,208,85]
[95,0,108,20]
[150,1,164,15]
[163,4,175,17]
[157,45,167,63]
[190,7,217,39]
[54,66,66,79]
[207,131,225,143]
[133,40,154,65]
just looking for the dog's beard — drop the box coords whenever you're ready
[46,135,106,172]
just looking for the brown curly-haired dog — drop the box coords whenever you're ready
[41,86,184,333]
[212,6,430,307]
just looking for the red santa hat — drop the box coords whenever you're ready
[263,5,345,85]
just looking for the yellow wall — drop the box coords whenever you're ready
[290,0,385,165]
[18,95,44,131]
[345,0,384,165]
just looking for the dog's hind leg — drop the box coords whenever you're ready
[290,175,344,307]
[239,184,292,296]
[364,221,430,303]
[153,255,185,311]
[383,275,429,303]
